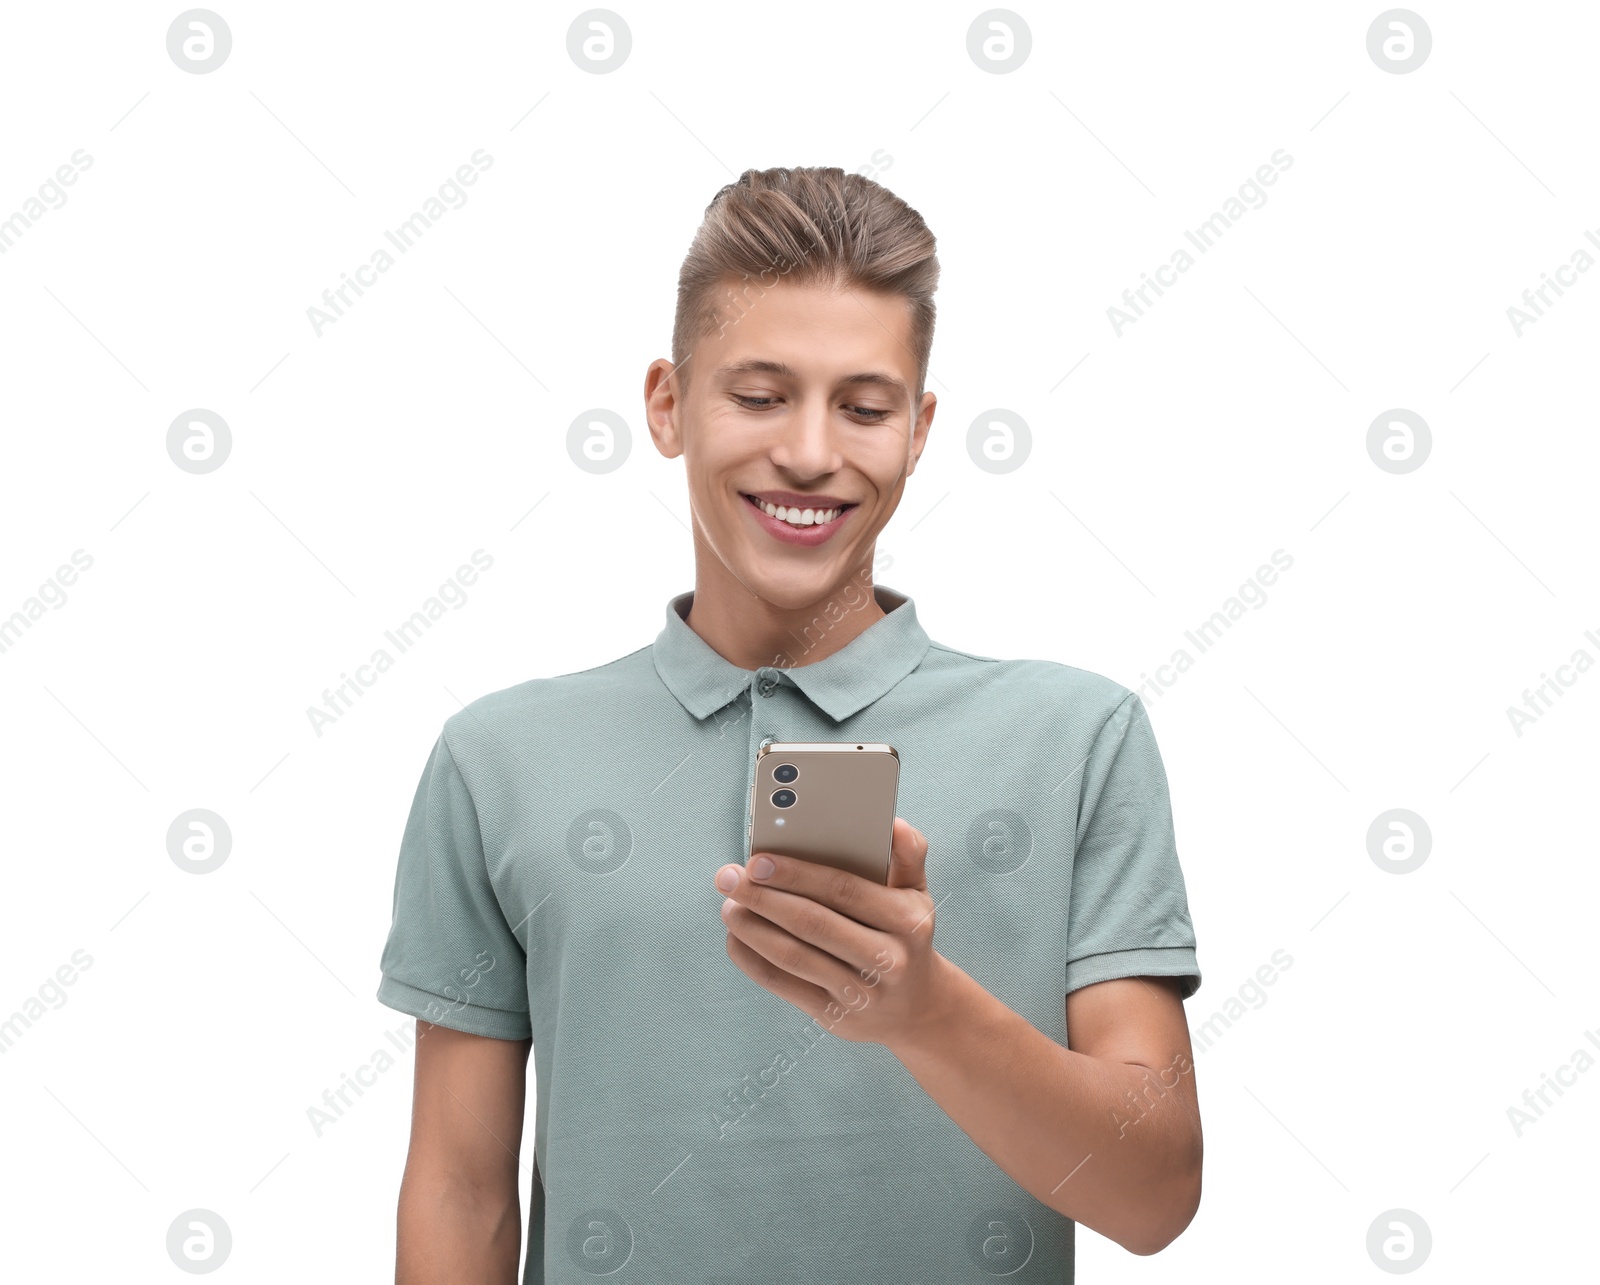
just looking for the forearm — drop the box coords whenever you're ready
[888,954,1201,1255]
[396,1173,521,1285]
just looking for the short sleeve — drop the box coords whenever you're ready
[1064,692,1201,1000]
[376,729,532,1040]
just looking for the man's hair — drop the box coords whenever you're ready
[671,166,940,404]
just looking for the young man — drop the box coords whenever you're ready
[378,166,1203,1283]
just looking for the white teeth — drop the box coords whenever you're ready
[754,497,842,526]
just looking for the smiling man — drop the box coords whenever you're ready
[378,165,1203,1283]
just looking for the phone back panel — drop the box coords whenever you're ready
[748,742,900,884]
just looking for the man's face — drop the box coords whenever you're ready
[646,276,935,611]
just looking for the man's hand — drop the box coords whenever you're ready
[712,816,952,1049]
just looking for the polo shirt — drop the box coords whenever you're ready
[376,582,1201,1283]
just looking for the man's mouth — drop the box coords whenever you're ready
[740,493,858,528]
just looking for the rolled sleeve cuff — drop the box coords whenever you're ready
[1065,946,1201,1001]
[377,974,532,1041]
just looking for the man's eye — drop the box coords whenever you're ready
[849,406,891,421]
[733,395,777,409]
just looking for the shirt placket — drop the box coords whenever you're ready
[742,666,786,851]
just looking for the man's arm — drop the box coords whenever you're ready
[396,1022,533,1285]
[889,966,1201,1256]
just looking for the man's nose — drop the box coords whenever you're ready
[770,401,842,475]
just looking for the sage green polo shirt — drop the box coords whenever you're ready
[377,582,1200,1283]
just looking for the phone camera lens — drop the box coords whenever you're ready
[773,763,798,784]
[771,788,796,809]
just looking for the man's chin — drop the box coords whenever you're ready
[733,558,872,613]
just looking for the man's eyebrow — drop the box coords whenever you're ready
[713,359,908,398]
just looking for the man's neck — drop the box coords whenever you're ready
[684,559,888,672]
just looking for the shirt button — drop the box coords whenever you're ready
[756,667,779,697]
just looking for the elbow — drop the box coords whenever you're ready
[1123,1133,1202,1256]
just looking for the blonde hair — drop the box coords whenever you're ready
[671,166,940,402]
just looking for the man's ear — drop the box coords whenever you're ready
[906,390,936,476]
[644,358,684,459]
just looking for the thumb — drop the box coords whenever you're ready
[885,817,928,891]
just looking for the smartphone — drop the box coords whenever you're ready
[747,742,900,884]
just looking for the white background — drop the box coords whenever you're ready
[1,1,1595,1280]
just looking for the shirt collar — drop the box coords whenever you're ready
[652,582,932,723]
